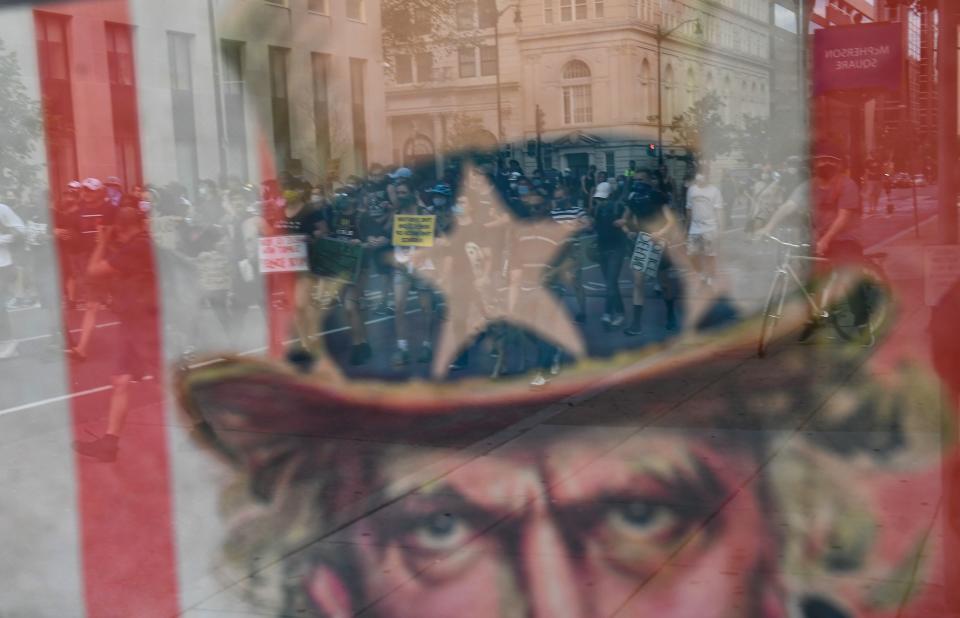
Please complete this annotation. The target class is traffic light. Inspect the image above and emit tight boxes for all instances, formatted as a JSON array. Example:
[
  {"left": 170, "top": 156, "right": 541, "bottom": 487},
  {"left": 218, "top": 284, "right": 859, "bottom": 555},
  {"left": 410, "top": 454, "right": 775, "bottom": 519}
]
[
  {"left": 646, "top": 143, "right": 658, "bottom": 158},
  {"left": 535, "top": 104, "right": 546, "bottom": 135}
]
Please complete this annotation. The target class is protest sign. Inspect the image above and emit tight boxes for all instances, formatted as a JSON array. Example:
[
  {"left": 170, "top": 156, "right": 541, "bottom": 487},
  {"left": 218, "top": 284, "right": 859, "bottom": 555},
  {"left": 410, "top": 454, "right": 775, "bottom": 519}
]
[
  {"left": 259, "top": 235, "right": 308, "bottom": 273},
  {"left": 392, "top": 214, "right": 436, "bottom": 247},
  {"left": 310, "top": 237, "right": 364, "bottom": 282},
  {"left": 630, "top": 232, "right": 665, "bottom": 277}
]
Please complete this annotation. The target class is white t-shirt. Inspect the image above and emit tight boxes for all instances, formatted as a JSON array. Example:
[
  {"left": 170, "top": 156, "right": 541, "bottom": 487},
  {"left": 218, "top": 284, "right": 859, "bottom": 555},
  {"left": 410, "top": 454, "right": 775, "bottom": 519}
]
[
  {"left": 0, "top": 203, "right": 25, "bottom": 268},
  {"left": 686, "top": 184, "right": 724, "bottom": 236}
]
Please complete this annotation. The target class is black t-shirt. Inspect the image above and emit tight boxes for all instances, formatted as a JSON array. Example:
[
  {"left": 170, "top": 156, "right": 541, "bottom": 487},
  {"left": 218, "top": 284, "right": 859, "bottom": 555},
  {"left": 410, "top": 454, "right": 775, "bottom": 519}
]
[
  {"left": 328, "top": 208, "right": 363, "bottom": 242},
  {"left": 106, "top": 232, "right": 154, "bottom": 317},
  {"left": 76, "top": 199, "right": 115, "bottom": 252},
  {"left": 274, "top": 205, "right": 322, "bottom": 237},
  {"left": 594, "top": 199, "right": 626, "bottom": 250}
]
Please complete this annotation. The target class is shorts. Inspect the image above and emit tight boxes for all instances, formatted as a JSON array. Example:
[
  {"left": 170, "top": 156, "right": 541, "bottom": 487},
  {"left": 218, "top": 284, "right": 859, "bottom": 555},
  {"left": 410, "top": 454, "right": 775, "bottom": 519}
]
[
  {"left": 366, "top": 246, "right": 393, "bottom": 275},
  {"left": 393, "top": 267, "right": 433, "bottom": 292},
  {"left": 686, "top": 232, "right": 718, "bottom": 257}
]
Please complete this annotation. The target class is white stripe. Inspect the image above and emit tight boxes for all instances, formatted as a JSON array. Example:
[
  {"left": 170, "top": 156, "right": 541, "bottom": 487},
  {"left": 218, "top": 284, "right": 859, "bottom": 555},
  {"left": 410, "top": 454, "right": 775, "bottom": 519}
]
[
  {"left": 0, "top": 386, "right": 113, "bottom": 418},
  {"left": 0, "top": 310, "right": 424, "bottom": 417}
]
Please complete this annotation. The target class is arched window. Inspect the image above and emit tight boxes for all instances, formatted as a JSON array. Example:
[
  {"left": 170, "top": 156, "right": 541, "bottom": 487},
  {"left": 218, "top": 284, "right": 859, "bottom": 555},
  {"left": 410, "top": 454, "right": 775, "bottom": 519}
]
[
  {"left": 561, "top": 60, "right": 593, "bottom": 124},
  {"left": 641, "top": 58, "right": 655, "bottom": 121},
  {"left": 664, "top": 63, "right": 675, "bottom": 120},
  {"left": 721, "top": 75, "right": 732, "bottom": 123},
  {"left": 562, "top": 59, "right": 591, "bottom": 79}
]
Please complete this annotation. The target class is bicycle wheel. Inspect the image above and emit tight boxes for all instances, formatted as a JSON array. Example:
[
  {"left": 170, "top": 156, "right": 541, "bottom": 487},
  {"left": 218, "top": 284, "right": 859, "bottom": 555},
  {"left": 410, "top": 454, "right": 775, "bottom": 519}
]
[
  {"left": 829, "top": 266, "right": 891, "bottom": 343},
  {"left": 758, "top": 271, "right": 788, "bottom": 358}
]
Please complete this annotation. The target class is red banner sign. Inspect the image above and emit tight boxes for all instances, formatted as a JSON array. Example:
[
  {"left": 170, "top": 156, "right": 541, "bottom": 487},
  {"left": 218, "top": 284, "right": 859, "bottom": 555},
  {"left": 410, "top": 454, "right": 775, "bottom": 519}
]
[{"left": 813, "top": 22, "right": 904, "bottom": 95}]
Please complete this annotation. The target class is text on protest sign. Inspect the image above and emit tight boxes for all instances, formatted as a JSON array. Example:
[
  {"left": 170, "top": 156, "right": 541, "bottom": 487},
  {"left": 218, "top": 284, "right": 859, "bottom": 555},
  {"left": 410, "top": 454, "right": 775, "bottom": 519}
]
[
  {"left": 259, "top": 235, "right": 309, "bottom": 273},
  {"left": 392, "top": 214, "right": 436, "bottom": 247}
]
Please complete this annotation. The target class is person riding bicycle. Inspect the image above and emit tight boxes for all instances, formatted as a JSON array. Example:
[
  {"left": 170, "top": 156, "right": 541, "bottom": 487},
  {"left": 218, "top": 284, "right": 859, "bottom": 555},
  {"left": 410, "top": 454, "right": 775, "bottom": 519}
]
[{"left": 757, "top": 146, "right": 872, "bottom": 344}]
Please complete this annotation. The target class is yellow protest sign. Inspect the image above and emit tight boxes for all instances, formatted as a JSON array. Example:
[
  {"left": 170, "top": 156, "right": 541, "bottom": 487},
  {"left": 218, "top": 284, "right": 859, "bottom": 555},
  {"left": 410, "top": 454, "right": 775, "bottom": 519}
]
[{"left": 392, "top": 214, "right": 436, "bottom": 247}]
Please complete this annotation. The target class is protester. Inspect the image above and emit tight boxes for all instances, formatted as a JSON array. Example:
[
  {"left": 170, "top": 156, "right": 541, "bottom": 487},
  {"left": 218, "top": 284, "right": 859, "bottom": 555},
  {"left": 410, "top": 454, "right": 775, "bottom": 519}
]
[
  {"left": 685, "top": 171, "right": 724, "bottom": 288},
  {"left": 0, "top": 200, "right": 26, "bottom": 359},
  {"left": 618, "top": 170, "right": 679, "bottom": 336}
]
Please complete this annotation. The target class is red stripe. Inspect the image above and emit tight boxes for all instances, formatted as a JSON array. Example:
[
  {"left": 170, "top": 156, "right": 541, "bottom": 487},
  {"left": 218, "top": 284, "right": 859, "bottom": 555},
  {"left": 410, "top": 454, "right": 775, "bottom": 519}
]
[{"left": 36, "top": 1, "right": 179, "bottom": 615}]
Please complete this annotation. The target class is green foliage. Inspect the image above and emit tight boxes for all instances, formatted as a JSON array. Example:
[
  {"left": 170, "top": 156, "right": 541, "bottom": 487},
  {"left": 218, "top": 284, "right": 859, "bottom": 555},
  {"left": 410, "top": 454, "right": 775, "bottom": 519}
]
[
  {"left": 735, "top": 114, "right": 773, "bottom": 166},
  {"left": 0, "top": 39, "right": 41, "bottom": 196},
  {"left": 667, "top": 93, "right": 735, "bottom": 161}
]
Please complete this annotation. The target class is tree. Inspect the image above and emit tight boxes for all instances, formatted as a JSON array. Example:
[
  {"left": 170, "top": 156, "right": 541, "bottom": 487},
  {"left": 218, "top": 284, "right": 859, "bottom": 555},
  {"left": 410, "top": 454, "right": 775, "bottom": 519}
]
[
  {"left": 0, "top": 39, "right": 41, "bottom": 197},
  {"left": 382, "top": 0, "right": 484, "bottom": 79},
  {"left": 667, "top": 93, "right": 736, "bottom": 161},
  {"left": 443, "top": 113, "right": 491, "bottom": 152},
  {"left": 735, "top": 114, "right": 773, "bottom": 166}
]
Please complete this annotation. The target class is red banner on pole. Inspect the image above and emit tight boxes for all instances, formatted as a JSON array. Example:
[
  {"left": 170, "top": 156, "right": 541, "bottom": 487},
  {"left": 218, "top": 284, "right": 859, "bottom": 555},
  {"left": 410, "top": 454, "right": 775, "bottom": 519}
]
[{"left": 813, "top": 21, "right": 904, "bottom": 95}]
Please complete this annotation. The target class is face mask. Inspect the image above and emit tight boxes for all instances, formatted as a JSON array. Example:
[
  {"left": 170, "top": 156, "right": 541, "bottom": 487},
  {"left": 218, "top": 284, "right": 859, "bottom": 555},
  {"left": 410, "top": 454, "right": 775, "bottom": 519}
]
[
  {"left": 517, "top": 186, "right": 530, "bottom": 196},
  {"left": 398, "top": 195, "right": 414, "bottom": 206},
  {"left": 509, "top": 183, "right": 518, "bottom": 191},
  {"left": 452, "top": 204, "right": 465, "bottom": 215},
  {"left": 432, "top": 197, "right": 447, "bottom": 208},
  {"left": 695, "top": 174, "right": 706, "bottom": 184},
  {"left": 138, "top": 201, "right": 152, "bottom": 214}
]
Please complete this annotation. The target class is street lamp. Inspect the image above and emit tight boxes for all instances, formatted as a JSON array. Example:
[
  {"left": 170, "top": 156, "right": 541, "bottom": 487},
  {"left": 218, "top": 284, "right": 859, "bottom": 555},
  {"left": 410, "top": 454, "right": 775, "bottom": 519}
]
[
  {"left": 655, "top": 18, "right": 702, "bottom": 168},
  {"left": 489, "top": 1, "right": 521, "bottom": 163}
]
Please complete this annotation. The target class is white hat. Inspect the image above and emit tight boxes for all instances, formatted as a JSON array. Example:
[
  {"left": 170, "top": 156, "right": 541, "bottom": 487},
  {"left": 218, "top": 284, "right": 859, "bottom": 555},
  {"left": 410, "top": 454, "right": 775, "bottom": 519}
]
[{"left": 593, "top": 181, "right": 612, "bottom": 199}]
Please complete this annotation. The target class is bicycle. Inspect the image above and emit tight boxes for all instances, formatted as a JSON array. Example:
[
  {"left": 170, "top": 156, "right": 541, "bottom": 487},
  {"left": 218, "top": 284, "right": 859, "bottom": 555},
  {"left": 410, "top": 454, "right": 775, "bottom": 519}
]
[{"left": 757, "top": 234, "right": 890, "bottom": 358}]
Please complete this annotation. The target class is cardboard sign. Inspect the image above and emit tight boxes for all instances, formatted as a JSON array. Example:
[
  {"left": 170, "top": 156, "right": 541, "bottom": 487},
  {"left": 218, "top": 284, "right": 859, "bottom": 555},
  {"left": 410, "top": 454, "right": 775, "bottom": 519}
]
[
  {"left": 630, "top": 232, "right": 665, "bottom": 277},
  {"left": 923, "top": 246, "right": 960, "bottom": 307},
  {"left": 813, "top": 22, "right": 903, "bottom": 95},
  {"left": 310, "top": 237, "right": 364, "bottom": 282},
  {"left": 151, "top": 215, "right": 183, "bottom": 251},
  {"left": 392, "top": 214, "right": 436, "bottom": 247},
  {"left": 259, "top": 235, "right": 308, "bottom": 273},
  {"left": 196, "top": 251, "right": 232, "bottom": 291}
]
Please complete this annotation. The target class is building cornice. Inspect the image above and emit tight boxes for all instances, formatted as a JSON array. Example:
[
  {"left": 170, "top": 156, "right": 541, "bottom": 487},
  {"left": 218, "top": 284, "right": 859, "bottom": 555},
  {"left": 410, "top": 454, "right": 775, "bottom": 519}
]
[{"left": 518, "top": 22, "right": 771, "bottom": 73}]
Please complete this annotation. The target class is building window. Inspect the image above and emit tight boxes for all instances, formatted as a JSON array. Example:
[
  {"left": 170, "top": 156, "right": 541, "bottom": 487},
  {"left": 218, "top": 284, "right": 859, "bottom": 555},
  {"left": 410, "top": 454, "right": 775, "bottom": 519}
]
[
  {"left": 415, "top": 52, "right": 433, "bottom": 82},
  {"left": 105, "top": 22, "right": 140, "bottom": 189},
  {"left": 563, "top": 85, "right": 592, "bottom": 124},
  {"left": 560, "top": 0, "right": 588, "bottom": 20},
  {"left": 308, "top": 0, "right": 329, "bottom": 14},
  {"left": 311, "top": 53, "right": 331, "bottom": 172},
  {"left": 479, "top": 45, "right": 497, "bottom": 76},
  {"left": 605, "top": 151, "right": 615, "bottom": 176},
  {"left": 168, "top": 32, "right": 198, "bottom": 194},
  {"left": 456, "top": 0, "right": 475, "bottom": 30},
  {"left": 595, "top": 0, "right": 604, "bottom": 18},
  {"left": 561, "top": 60, "right": 592, "bottom": 124},
  {"left": 34, "top": 10, "right": 77, "bottom": 192},
  {"left": 395, "top": 54, "right": 413, "bottom": 83},
  {"left": 562, "top": 59, "right": 590, "bottom": 79},
  {"left": 544, "top": 0, "right": 554, "bottom": 23},
  {"left": 458, "top": 46, "right": 477, "bottom": 78},
  {"left": 346, "top": 0, "right": 364, "bottom": 21},
  {"left": 349, "top": 58, "right": 367, "bottom": 171},
  {"left": 268, "top": 46, "right": 291, "bottom": 169},
  {"left": 478, "top": 0, "right": 497, "bottom": 28},
  {"left": 222, "top": 40, "right": 248, "bottom": 181}
]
